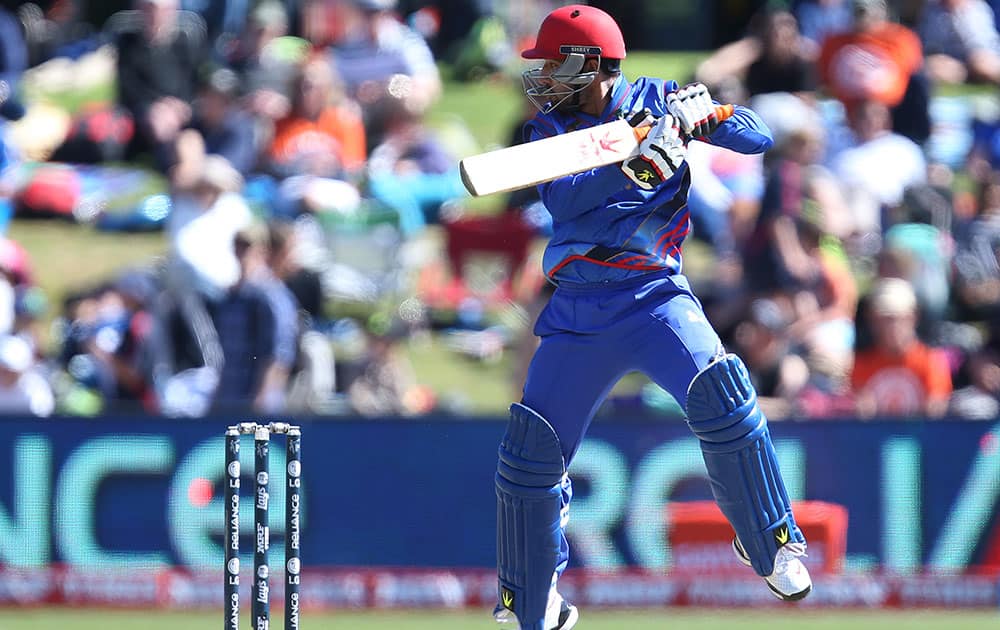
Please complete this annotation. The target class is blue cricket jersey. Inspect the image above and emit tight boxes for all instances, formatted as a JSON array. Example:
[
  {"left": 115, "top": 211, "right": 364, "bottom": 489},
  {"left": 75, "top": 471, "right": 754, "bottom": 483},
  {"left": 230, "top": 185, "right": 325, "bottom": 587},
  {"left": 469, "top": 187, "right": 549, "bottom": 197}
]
[{"left": 525, "top": 75, "right": 773, "bottom": 284}]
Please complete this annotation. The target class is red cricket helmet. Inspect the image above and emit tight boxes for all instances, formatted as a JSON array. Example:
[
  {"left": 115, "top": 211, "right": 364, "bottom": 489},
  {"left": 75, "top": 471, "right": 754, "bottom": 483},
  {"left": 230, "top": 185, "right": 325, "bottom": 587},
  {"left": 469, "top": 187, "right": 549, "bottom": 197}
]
[{"left": 522, "top": 4, "right": 626, "bottom": 61}]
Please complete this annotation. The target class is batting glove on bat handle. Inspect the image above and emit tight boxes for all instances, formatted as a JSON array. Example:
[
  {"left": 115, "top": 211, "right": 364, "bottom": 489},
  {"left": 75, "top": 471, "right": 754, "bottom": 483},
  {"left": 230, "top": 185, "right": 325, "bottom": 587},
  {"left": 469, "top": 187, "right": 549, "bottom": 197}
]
[
  {"left": 621, "top": 114, "right": 687, "bottom": 191},
  {"left": 667, "top": 82, "right": 732, "bottom": 138},
  {"left": 631, "top": 104, "right": 734, "bottom": 143}
]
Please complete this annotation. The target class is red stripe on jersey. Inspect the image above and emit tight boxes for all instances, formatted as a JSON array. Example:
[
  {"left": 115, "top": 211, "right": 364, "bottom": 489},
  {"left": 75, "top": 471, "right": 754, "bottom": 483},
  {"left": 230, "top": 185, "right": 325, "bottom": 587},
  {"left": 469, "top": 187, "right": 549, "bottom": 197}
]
[{"left": 547, "top": 254, "right": 668, "bottom": 279}]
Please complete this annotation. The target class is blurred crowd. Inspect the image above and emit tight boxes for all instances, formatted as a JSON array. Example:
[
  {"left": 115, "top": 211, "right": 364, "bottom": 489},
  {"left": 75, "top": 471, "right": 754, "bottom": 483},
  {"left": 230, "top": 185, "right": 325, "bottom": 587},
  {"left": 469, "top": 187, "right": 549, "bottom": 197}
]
[
  {"left": 685, "top": 0, "right": 1000, "bottom": 422},
  {"left": 0, "top": 0, "right": 997, "bottom": 421},
  {"left": 0, "top": 0, "right": 518, "bottom": 418}
]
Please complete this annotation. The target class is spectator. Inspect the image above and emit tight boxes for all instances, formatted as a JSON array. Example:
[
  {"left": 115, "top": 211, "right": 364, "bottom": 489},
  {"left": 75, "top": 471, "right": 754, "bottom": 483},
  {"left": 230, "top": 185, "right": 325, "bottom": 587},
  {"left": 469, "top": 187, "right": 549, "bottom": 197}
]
[
  {"left": 744, "top": 10, "right": 817, "bottom": 97},
  {"left": 208, "top": 223, "right": 299, "bottom": 413},
  {"left": 795, "top": 0, "right": 852, "bottom": 49},
  {"left": 267, "top": 220, "right": 325, "bottom": 322},
  {"left": 20, "top": 0, "right": 98, "bottom": 64},
  {"left": 731, "top": 298, "right": 810, "bottom": 419},
  {"left": 0, "top": 5, "right": 28, "bottom": 122},
  {"left": 265, "top": 55, "right": 367, "bottom": 218},
  {"left": 327, "top": 0, "right": 442, "bottom": 144},
  {"left": 115, "top": 0, "right": 208, "bottom": 167},
  {"left": 685, "top": 135, "right": 766, "bottom": 263},
  {"left": 818, "top": 0, "right": 930, "bottom": 143},
  {"left": 953, "top": 171, "right": 1000, "bottom": 322},
  {"left": 968, "top": 109, "right": 1000, "bottom": 179},
  {"left": 0, "top": 334, "right": 53, "bottom": 416},
  {"left": 55, "top": 281, "right": 159, "bottom": 410},
  {"left": 230, "top": 1, "right": 302, "bottom": 129},
  {"left": 830, "top": 99, "right": 927, "bottom": 232},
  {"left": 365, "top": 78, "right": 466, "bottom": 234},
  {"left": 879, "top": 185, "right": 955, "bottom": 326},
  {"left": 267, "top": 55, "right": 367, "bottom": 180},
  {"left": 794, "top": 342, "right": 856, "bottom": 418},
  {"left": 851, "top": 277, "right": 953, "bottom": 418},
  {"left": 267, "top": 220, "right": 336, "bottom": 413},
  {"left": 743, "top": 125, "right": 830, "bottom": 294},
  {"left": 83, "top": 270, "right": 164, "bottom": 412},
  {"left": 168, "top": 152, "right": 253, "bottom": 297},
  {"left": 182, "top": 66, "right": 258, "bottom": 176},
  {"left": 785, "top": 202, "right": 858, "bottom": 356},
  {"left": 182, "top": 0, "right": 251, "bottom": 52},
  {"left": 948, "top": 343, "right": 1000, "bottom": 418},
  {"left": 919, "top": 0, "right": 1000, "bottom": 84},
  {"left": 12, "top": 285, "right": 47, "bottom": 360},
  {"left": 695, "top": 9, "right": 816, "bottom": 98},
  {"left": 246, "top": 224, "right": 302, "bottom": 413},
  {"left": 230, "top": 1, "right": 294, "bottom": 70}
]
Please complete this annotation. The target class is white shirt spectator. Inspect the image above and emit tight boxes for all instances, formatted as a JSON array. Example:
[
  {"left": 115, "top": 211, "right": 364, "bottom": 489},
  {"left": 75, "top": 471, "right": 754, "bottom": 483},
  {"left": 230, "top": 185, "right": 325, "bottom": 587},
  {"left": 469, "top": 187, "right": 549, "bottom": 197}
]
[
  {"left": 831, "top": 132, "right": 927, "bottom": 208},
  {"left": 169, "top": 191, "right": 253, "bottom": 295}
]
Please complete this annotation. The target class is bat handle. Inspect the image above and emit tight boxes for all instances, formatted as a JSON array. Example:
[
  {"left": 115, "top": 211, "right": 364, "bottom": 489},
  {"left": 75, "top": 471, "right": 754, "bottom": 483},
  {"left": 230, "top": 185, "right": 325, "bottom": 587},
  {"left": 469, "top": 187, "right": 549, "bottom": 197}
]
[
  {"left": 715, "top": 103, "right": 735, "bottom": 122},
  {"left": 633, "top": 104, "right": 735, "bottom": 142}
]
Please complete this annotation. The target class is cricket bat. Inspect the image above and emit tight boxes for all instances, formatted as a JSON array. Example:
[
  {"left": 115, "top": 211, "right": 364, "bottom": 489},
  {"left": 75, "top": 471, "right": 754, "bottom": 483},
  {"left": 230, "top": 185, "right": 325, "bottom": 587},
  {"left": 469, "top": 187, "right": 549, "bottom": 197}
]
[{"left": 460, "top": 104, "right": 734, "bottom": 197}]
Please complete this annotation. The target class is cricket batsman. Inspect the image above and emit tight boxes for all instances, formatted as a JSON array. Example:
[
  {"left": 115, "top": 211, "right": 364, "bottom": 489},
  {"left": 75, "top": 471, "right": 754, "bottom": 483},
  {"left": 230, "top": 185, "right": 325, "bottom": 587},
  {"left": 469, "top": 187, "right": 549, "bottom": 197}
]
[{"left": 494, "top": 6, "right": 811, "bottom": 629}]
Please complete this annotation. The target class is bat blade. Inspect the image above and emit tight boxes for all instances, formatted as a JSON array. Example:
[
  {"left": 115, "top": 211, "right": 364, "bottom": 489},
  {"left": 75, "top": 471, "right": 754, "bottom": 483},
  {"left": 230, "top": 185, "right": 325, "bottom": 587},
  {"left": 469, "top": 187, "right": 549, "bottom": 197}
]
[
  {"left": 460, "top": 119, "right": 640, "bottom": 197},
  {"left": 458, "top": 104, "right": 735, "bottom": 198}
]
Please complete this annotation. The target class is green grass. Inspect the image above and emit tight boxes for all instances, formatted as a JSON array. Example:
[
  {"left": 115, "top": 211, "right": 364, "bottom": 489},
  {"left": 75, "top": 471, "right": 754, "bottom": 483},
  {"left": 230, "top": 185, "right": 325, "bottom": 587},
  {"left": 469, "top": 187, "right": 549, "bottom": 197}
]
[
  {"left": 405, "top": 334, "right": 516, "bottom": 414},
  {"left": 1, "top": 608, "right": 999, "bottom": 629}
]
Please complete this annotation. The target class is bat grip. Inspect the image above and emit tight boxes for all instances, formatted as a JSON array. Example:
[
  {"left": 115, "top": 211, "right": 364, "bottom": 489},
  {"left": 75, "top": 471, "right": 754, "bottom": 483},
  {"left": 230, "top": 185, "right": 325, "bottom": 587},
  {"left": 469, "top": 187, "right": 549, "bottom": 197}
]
[{"left": 633, "top": 104, "right": 735, "bottom": 142}]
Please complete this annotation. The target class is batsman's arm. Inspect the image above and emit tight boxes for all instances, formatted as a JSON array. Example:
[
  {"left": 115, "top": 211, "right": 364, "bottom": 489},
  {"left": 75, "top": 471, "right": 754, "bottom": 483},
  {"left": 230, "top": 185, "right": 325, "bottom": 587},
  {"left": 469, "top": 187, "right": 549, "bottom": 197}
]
[
  {"left": 538, "top": 105, "right": 737, "bottom": 220},
  {"left": 699, "top": 104, "right": 773, "bottom": 154},
  {"left": 537, "top": 164, "right": 631, "bottom": 221}
]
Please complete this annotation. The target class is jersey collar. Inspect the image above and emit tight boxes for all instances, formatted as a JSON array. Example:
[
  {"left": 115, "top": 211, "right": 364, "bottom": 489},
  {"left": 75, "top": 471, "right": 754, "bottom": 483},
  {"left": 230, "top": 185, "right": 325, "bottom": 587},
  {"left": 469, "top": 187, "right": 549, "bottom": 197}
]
[{"left": 603, "top": 74, "right": 632, "bottom": 121}]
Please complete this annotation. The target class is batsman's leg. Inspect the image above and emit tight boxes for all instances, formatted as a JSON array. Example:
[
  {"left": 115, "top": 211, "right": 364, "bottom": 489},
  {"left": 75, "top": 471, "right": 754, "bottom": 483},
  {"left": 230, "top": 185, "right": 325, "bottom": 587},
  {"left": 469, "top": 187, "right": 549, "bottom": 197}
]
[
  {"left": 685, "top": 354, "right": 811, "bottom": 601},
  {"left": 495, "top": 402, "right": 579, "bottom": 630}
]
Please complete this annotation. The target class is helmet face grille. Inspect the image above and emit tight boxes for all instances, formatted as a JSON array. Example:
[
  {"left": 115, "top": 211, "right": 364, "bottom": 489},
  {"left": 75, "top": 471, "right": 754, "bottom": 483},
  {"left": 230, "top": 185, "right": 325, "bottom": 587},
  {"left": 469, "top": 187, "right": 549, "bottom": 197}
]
[{"left": 522, "top": 53, "right": 598, "bottom": 114}]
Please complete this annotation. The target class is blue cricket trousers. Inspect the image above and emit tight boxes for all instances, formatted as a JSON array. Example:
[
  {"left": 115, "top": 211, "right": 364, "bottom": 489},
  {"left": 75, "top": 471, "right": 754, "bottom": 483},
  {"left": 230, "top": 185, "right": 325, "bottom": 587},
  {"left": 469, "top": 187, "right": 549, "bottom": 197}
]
[{"left": 522, "top": 270, "right": 724, "bottom": 464}]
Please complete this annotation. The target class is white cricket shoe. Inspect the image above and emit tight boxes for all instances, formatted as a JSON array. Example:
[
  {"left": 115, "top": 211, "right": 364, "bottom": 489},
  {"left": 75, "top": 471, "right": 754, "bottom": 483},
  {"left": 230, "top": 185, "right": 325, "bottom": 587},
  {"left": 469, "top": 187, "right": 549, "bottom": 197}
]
[
  {"left": 493, "top": 590, "right": 579, "bottom": 630},
  {"left": 733, "top": 537, "right": 812, "bottom": 601}
]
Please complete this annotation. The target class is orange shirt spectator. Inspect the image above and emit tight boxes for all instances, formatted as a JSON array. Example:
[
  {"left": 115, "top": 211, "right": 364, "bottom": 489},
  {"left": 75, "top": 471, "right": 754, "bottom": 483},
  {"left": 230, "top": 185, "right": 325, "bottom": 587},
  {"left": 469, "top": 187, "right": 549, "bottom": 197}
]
[
  {"left": 266, "top": 56, "right": 366, "bottom": 178},
  {"left": 851, "top": 277, "right": 953, "bottom": 417},
  {"left": 852, "top": 340, "right": 953, "bottom": 415},
  {"left": 269, "top": 105, "right": 366, "bottom": 173},
  {"left": 818, "top": 21, "right": 922, "bottom": 108}
]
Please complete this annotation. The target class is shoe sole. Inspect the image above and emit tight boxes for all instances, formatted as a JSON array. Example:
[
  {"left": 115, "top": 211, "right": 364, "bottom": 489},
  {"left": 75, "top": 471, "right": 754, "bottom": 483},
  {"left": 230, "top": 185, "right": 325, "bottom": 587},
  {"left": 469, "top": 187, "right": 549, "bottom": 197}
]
[
  {"left": 766, "top": 581, "right": 811, "bottom": 602},
  {"left": 552, "top": 605, "right": 579, "bottom": 630},
  {"left": 732, "top": 538, "right": 811, "bottom": 603}
]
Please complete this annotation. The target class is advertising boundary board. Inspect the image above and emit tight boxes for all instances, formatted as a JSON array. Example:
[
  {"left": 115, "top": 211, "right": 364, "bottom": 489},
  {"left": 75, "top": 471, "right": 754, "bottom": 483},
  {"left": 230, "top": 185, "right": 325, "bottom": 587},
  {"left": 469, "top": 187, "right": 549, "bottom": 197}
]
[{"left": 0, "top": 414, "right": 998, "bottom": 608}]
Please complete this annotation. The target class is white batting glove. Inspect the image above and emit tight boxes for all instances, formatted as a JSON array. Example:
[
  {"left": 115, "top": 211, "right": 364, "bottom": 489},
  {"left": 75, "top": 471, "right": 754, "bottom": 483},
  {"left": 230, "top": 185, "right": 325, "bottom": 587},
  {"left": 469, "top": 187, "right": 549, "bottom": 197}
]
[
  {"left": 621, "top": 114, "right": 686, "bottom": 190},
  {"left": 666, "top": 82, "right": 720, "bottom": 138}
]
